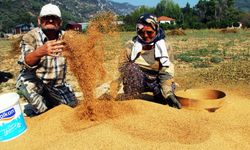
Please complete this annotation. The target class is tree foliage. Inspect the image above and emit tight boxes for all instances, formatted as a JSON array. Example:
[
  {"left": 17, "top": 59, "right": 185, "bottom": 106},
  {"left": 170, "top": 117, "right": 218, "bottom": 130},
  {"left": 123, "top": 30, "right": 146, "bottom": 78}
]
[
  {"left": 121, "top": 0, "right": 244, "bottom": 30},
  {"left": 194, "top": 0, "right": 240, "bottom": 28},
  {"left": 121, "top": 6, "right": 154, "bottom": 31},
  {"left": 0, "top": 0, "right": 249, "bottom": 33},
  {"left": 155, "top": 0, "right": 182, "bottom": 20},
  {"left": 239, "top": 12, "right": 250, "bottom": 27},
  {"left": 123, "top": 6, "right": 154, "bottom": 25}
]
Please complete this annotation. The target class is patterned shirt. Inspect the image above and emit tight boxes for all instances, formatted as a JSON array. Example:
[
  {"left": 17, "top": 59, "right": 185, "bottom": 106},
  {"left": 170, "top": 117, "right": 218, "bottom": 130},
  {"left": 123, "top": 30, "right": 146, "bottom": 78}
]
[{"left": 18, "top": 27, "right": 66, "bottom": 86}]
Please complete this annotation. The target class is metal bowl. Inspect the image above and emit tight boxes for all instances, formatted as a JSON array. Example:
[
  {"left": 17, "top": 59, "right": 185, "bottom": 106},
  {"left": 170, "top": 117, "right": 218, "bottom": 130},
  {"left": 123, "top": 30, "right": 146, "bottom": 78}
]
[{"left": 175, "top": 89, "right": 226, "bottom": 112}]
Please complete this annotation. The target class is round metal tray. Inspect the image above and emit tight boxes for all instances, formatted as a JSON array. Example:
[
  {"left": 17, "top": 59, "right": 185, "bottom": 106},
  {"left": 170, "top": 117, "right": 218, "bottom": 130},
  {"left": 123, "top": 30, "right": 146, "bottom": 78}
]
[{"left": 175, "top": 89, "right": 226, "bottom": 112}]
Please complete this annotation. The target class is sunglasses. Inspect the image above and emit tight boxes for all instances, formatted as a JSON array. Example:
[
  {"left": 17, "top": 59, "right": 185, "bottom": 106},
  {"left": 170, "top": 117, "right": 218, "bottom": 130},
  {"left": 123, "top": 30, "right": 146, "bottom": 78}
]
[
  {"left": 138, "top": 30, "right": 156, "bottom": 36},
  {"left": 41, "top": 15, "right": 61, "bottom": 22}
]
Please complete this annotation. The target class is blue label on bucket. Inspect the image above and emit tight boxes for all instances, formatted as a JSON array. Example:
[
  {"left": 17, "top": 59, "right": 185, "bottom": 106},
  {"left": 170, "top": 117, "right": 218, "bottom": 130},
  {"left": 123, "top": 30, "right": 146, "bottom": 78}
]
[
  {"left": 0, "top": 108, "right": 15, "bottom": 121},
  {"left": 0, "top": 105, "right": 27, "bottom": 142}
]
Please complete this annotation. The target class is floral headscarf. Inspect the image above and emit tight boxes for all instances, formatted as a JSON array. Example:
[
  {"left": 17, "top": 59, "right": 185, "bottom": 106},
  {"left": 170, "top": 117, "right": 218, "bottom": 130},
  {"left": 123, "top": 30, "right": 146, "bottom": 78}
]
[
  {"left": 135, "top": 14, "right": 165, "bottom": 45},
  {"left": 136, "top": 14, "right": 159, "bottom": 32}
]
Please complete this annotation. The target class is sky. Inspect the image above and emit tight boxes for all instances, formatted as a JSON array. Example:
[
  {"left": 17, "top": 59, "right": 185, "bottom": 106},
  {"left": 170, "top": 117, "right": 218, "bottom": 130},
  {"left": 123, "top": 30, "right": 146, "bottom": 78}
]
[{"left": 111, "top": 0, "right": 199, "bottom": 8}]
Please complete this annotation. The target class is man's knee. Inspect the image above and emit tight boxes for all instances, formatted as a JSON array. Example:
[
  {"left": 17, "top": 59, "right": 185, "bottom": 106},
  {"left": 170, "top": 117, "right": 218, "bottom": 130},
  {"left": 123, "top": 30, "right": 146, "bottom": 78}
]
[
  {"left": 16, "top": 80, "right": 32, "bottom": 100},
  {"left": 16, "top": 79, "right": 48, "bottom": 113}
]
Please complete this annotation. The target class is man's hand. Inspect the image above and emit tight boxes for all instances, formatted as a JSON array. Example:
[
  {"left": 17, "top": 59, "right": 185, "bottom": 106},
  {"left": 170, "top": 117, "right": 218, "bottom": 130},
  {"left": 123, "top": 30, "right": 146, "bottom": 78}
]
[
  {"left": 36, "top": 40, "right": 65, "bottom": 57},
  {"left": 25, "top": 40, "right": 65, "bottom": 66}
]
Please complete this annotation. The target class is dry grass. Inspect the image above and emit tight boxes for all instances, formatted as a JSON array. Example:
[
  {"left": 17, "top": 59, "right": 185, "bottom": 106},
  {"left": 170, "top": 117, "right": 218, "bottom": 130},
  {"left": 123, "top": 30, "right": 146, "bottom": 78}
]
[
  {"left": 10, "top": 35, "right": 23, "bottom": 54},
  {"left": 198, "top": 60, "right": 250, "bottom": 85},
  {"left": 167, "top": 29, "right": 186, "bottom": 36},
  {"left": 220, "top": 28, "right": 238, "bottom": 33}
]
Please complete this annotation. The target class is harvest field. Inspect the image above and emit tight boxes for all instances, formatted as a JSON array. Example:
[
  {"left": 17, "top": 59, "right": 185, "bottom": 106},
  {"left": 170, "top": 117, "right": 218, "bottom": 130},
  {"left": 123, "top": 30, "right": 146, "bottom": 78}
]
[
  {"left": 2, "top": 29, "right": 249, "bottom": 95},
  {"left": 0, "top": 29, "right": 250, "bottom": 149}
]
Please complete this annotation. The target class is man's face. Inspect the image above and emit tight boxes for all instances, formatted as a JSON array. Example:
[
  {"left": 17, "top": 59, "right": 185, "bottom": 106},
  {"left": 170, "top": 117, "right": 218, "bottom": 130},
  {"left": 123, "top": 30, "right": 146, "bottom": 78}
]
[
  {"left": 38, "top": 15, "right": 62, "bottom": 30},
  {"left": 137, "top": 25, "right": 157, "bottom": 43}
]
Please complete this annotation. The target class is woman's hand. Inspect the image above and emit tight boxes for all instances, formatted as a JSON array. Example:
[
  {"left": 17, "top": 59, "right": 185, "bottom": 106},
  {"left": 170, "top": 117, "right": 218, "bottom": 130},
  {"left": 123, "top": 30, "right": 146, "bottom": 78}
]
[
  {"left": 166, "top": 92, "right": 182, "bottom": 109},
  {"left": 161, "top": 79, "right": 181, "bottom": 109}
]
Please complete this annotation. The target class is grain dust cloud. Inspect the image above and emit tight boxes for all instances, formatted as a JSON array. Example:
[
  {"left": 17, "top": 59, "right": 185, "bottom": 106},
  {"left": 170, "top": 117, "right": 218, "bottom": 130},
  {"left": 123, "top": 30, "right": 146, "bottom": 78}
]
[{"left": 63, "top": 12, "right": 133, "bottom": 121}]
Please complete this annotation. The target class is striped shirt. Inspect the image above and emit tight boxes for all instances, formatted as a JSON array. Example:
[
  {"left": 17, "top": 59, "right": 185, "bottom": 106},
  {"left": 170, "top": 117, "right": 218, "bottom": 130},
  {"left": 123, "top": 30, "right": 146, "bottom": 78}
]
[{"left": 18, "top": 27, "right": 66, "bottom": 86}]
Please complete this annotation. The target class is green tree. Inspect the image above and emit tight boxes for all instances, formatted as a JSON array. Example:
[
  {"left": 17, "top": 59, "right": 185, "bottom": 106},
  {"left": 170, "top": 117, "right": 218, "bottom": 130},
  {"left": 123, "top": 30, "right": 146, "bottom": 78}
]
[
  {"left": 239, "top": 12, "right": 250, "bottom": 27},
  {"left": 123, "top": 6, "right": 154, "bottom": 25},
  {"left": 194, "top": 0, "right": 240, "bottom": 28},
  {"left": 155, "top": 0, "right": 182, "bottom": 21},
  {"left": 181, "top": 2, "right": 201, "bottom": 29}
]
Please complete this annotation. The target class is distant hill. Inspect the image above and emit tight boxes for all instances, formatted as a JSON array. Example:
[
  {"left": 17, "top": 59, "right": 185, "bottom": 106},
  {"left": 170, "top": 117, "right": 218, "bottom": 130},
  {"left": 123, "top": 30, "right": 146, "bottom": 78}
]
[
  {"left": 51, "top": 0, "right": 137, "bottom": 20},
  {"left": 235, "top": 0, "right": 250, "bottom": 12},
  {"left": 0, "top": 0, "right": 137, "bottom": 32}
]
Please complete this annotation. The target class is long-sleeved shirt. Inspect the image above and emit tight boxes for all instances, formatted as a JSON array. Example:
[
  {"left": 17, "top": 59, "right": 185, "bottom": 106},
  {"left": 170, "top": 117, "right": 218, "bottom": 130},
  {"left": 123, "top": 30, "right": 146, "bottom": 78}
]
[
  {"left": 120, "top": 40, "right": 174, "bottom": 83},
  {"left": 17, "top": 27, "right": 66, "bottom": 86}
]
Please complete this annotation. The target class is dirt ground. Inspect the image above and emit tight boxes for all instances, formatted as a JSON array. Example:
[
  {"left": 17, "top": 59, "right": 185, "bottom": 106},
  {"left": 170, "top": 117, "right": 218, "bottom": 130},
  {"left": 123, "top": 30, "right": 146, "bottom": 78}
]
[{"left": 0, "top": 34, "right": 250, "bottom": 149}]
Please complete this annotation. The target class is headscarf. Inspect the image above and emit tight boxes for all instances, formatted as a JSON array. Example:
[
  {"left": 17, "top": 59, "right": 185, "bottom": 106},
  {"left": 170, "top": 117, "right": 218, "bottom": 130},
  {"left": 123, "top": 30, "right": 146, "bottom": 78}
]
[
  {"left": 131, "top": 14, "right": 170, "bottom": 67},
  {"left": 135, "top": 14, "right": 165, "bottom": 45}
]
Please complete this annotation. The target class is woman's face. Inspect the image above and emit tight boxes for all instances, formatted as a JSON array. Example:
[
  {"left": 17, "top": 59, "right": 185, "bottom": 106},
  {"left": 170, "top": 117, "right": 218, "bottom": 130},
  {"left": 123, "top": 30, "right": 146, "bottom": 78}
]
[{"left": 138, "top": 25, "right": 157, "bottom": 43}]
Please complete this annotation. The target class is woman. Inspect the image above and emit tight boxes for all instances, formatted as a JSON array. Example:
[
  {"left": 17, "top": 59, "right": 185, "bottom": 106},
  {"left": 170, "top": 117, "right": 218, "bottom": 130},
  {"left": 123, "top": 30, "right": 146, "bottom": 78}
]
[{"left": 119, "top": 14, "right": 181, "bottom": 109}]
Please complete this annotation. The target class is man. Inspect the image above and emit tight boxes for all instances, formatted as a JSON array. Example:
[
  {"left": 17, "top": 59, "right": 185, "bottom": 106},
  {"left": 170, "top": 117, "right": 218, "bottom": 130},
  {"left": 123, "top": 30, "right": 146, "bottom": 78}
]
[{"left": 16, "top": 3, "right": 78, "bottom": 117}]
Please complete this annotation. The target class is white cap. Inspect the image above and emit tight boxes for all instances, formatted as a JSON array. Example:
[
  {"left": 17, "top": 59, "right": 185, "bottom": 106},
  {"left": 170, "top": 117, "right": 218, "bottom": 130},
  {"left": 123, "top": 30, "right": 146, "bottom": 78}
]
[{"left": 39, "top": 3, "right": 61, "bottom": 18}]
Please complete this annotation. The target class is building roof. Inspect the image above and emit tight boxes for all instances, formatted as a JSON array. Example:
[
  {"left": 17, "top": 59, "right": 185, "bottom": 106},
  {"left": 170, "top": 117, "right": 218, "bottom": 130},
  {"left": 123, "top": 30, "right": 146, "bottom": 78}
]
[
  {"left": 67, "top": 22, "right": 81, "bottom": 26},
  {"left": 157, "top": 16, "right": 175, "bottom": 21},
  {"left": 15, "top": 23, "right": 31, "bottom": 28}
]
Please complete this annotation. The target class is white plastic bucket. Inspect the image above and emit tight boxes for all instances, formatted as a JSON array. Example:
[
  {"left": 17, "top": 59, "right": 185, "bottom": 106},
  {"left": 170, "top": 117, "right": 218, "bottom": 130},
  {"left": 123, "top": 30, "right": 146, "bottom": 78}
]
[{"left": 0, "top": 92, "right": 27, "bottom": 142}]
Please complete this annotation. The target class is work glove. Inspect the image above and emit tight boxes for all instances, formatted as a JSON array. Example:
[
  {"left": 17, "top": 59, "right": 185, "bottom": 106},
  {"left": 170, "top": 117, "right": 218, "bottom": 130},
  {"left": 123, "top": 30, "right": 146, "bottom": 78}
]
[
  {"left": 165, "top": 92, "right": 181, "bottom": 109},
  {"left": 161, "top": 79, "right": 181, "bottom": 109}
]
